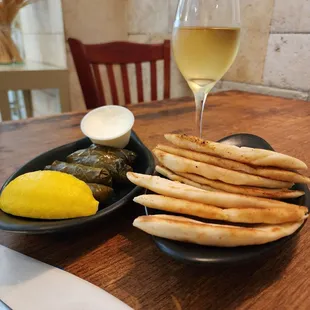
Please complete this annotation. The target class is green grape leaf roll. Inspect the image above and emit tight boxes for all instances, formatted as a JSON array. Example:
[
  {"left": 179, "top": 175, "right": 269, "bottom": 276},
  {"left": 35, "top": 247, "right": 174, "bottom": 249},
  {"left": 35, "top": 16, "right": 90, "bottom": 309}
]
[
  {"left": 89, "top": 144, "right": 137, "bottom": 165},
  {"left": 66, "top": 150, "right": 132, "bottom": 183},
  {"left": 67, "top": 149, "right": 121, "bottom": 165},
  {"left": 45, "top": 161, "right": 112, "bottom": 186},
  {"left": 86, "top": 183, "right": 114, "bottom": 203}
]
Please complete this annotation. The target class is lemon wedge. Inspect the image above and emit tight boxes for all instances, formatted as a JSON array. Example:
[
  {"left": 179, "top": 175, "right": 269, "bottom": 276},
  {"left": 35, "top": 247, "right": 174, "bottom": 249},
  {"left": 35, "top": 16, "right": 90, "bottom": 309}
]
[{"left": 0, "top": 171, "right": 99, "bottom": 219}]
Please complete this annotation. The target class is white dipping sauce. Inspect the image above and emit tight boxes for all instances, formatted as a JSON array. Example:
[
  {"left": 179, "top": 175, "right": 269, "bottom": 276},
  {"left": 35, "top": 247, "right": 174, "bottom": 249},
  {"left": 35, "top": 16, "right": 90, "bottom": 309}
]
[{"left": 80, "top": 106, "right": 135, "bottom": 148}]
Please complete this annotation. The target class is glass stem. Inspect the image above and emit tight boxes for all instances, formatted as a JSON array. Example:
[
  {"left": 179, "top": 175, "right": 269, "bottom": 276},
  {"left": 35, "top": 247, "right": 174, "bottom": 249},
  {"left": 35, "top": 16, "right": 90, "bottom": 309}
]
[{"left": 194, "top": 90, "right": 208, "bottom": 138}]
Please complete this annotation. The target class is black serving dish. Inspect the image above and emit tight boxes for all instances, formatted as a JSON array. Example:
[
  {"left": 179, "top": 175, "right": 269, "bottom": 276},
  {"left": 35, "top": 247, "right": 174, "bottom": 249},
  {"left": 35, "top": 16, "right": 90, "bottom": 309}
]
[
  {"left": 146, "top": 134, "right": 310, "bottom": 265},
  {"left": 0, "top": 131, "right": 155, "bottom": 234}
]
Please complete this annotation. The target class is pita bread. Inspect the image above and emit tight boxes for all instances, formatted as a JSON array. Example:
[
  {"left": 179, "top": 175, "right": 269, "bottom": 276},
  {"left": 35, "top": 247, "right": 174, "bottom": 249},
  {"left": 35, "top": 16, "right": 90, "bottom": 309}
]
[
  {"left": 134, "top": 195, "right": 308, "bottom": 224},
  {"left": 133, "top": 214, "right": 304, "bottom": 247},
  {"left": 164, "top": 134, "right": 307, "bottom": 170},
  {"left": 156, "top": 165, "right": 216, "bottom": 192},
  {"left": 156, "top": 144, "right": 310, "bottom": 184},
  {"left": 156, "top": 166, "right": 305, "bottom": 199},
  {"left": 127, "top": 172, "right": 304, "bottom": 210},
  {"left": 153, "top": 149, "right": 293, "bottom": 189}
]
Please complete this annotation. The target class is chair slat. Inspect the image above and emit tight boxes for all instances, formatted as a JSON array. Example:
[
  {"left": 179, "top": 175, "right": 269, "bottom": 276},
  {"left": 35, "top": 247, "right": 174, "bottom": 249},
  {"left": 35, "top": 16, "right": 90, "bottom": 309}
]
[
  {"left": 135, "top": 63, "right": 144, "bottom": 103},
  {"left": 163, "top": 40, "right": 171, "bottom": 99},
  {"left": 92, "top": 64, "right": 106, "bottom": 105},
  {"left": 68, "top": 38, "right": 100, "bottom": 109},
  {"left": 150, "top": 61, "right": 157, "bottom": 101},
  {"left": 120, "top": 64, "right": 131, "bottom": 105},
  {"left": 106, "top": 64, "right": 119, "bottom": 105},
  {"left": 68, "top": 38, "right": 171, "bottom": 107}
]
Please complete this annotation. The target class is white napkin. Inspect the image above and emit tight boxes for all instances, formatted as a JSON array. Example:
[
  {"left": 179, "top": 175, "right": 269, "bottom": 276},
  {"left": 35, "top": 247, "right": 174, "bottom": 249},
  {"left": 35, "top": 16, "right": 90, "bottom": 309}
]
[{"left": 0, "top": 245, "right": 132, "bottom": 310}]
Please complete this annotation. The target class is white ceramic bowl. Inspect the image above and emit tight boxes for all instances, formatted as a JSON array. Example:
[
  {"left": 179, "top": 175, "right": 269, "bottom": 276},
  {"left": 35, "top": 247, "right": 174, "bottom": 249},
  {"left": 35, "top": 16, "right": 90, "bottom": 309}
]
[{"left": 80, "top": 106, "right": 135, "bottom": 148}]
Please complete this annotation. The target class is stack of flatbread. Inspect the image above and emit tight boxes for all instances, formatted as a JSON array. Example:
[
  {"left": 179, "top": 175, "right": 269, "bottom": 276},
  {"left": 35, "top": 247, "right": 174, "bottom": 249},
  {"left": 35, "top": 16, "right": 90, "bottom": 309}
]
[
  {"left": 154, "top": 134, "right": 310, "bottom": 199},
  {"left": 127, "top": 134, "right": 309, "bottom": 247}
]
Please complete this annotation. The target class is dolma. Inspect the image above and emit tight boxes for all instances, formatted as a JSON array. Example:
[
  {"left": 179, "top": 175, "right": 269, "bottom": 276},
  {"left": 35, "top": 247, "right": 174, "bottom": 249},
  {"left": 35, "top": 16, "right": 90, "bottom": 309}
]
[
  {"left": 87, "top": 183, "right": 114, "bottom": 203},
  {"left": 89, "top": 144, "right": 137, "bottom": 165},
  {"left": 67, "top": 149, "right": 122, "bottom": 166},
  {"left": 45, "top": 161, "right": 112, "bottom": 186},
  {"left": 67, "top": 151, "right": 132, "bottom": 183}
]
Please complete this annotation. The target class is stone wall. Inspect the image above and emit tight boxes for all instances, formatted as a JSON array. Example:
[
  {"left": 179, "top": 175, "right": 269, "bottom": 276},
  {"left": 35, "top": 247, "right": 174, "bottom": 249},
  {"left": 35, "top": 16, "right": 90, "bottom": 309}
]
[
  {"left": 106, "top": 0, "right": 310, "bottom": 104},
  {"left": 127, "top": 0, "right": 191, "bottom": 102},
  {"left": 19, "top": 0, "right": 310, "bottom": 115},
  {"left": 216, "top": 0, "right": 310, "bottom": 100}
]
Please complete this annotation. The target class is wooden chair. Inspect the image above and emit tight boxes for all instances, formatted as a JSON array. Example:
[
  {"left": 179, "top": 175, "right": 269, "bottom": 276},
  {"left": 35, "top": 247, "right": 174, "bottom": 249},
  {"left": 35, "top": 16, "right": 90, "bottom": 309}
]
[{"left": 68, "top": 38, "right": 171, "bottom": 109}]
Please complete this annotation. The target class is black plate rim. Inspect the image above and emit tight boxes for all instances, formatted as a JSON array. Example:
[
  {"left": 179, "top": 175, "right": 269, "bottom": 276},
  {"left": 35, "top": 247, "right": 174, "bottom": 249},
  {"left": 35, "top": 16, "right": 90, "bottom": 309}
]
[
  {"left": 145, "top": 133, "right": 310, "bottom": 265},
  {"left": 0, "top": 130, "right": 155, "bottom": 234}
]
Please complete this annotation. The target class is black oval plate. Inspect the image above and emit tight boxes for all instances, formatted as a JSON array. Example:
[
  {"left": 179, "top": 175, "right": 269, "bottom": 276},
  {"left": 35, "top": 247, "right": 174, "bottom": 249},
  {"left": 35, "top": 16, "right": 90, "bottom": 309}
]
[
  {"left": 0, "top": 131, "right": 155, "bottom": 234},
  {"left": 146, "top": 133, "right": 310, "bottom": 265}
]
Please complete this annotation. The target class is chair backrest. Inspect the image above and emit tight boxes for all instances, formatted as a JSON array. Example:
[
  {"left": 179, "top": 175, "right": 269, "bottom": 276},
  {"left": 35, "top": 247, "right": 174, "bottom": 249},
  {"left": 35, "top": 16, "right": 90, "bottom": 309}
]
[{"left": 68, "top": 38, "right": 171, "bottom": 109}]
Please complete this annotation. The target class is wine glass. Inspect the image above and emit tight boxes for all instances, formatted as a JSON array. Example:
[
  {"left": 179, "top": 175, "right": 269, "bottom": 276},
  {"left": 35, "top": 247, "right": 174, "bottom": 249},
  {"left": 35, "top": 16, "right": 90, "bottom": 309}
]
[{"left": 172, "top": 0, "right": 241, "bottom": 137}]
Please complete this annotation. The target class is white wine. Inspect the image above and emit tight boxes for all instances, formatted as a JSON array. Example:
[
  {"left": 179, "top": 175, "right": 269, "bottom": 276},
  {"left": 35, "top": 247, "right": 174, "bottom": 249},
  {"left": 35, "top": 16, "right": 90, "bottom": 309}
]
[{"left": 172, "top": 26, "right": 240, "bottom": 93}]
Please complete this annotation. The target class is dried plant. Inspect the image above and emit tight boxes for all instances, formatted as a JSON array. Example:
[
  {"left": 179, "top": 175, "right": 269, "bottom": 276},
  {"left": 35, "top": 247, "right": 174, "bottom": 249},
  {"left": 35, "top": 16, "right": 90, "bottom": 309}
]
[{"left": 0, "top": 0, "right": 36, "bottom": 63}]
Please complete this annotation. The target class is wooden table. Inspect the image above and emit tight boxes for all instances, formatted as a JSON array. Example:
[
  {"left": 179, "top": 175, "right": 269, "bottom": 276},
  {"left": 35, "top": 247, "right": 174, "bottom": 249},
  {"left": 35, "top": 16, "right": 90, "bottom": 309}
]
[
  {"left": 0, "top": 61, "right": 70, "bottom": 121},
  {"left": 1, "top": 91, "right": 310, "bottom": 309}
]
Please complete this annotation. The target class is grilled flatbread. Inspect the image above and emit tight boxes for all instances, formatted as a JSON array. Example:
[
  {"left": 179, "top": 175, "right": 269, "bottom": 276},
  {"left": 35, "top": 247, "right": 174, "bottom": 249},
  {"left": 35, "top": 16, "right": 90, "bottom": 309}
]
[
  {"left": 156, "top": 166, "right": 305, "bottom": 199},
  {"left": 164, "top": 134, "right": 307, "bottom": 170},
  {"left": 153, "top": 149, "right": 293, "bottom": 189},
  {"left": 156, "top": 144, "right": 310, "bottom": 184},
  {"left": 127, "top": 172, "right": 303, "bottom": 210},
  {"left": 134, "top": 195, "right": 308, "bottom": 224},
  {"left": 133, "top": 214, "right": 304, "bottom": 247},
  {"left": 156, "top": 165, "right": 216, "bottom": 191}
]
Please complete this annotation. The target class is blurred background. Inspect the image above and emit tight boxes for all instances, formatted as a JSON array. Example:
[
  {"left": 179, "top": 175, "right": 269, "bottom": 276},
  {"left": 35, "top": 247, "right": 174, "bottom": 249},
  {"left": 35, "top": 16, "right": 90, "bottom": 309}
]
[{"left": 1, "top": 0, "right": 309, "bottom": 120}]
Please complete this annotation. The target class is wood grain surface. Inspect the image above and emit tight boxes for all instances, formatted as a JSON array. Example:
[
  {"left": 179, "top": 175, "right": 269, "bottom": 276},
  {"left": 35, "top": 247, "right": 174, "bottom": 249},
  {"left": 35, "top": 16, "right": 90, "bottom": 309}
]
[{"left": 1, "top": 91, "right": 310, "bottom": 309}]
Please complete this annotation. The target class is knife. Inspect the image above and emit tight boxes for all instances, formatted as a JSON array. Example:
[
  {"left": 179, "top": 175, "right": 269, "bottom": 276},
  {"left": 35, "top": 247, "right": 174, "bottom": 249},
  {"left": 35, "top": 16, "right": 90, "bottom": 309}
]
[{"left": 0, "top": 299, "right": 12, "bottom": 310}]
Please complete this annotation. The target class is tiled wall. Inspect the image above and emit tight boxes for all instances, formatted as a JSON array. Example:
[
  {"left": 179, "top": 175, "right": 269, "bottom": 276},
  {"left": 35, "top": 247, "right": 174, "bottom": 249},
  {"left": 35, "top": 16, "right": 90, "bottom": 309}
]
[
  {"left": 217, "top": 0, "right": 310, "bottom": 100},
  {"left": 264, "top": 0, "right": 310, "bottom": 92},
  {"left": 127, "top": 0, "right": 276, "bottom": 98},
  {"left": 19, "top": 0, "right": 66, "bottom": 116},
  {"left": 126, "top": 0, "right": 310, "bottom": 102},
  {"left": 223, "top": 0, "right": 274, "bottom": 84},
  {"left": 127, "top": 0, "right": 191, "bottom": 101}
]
